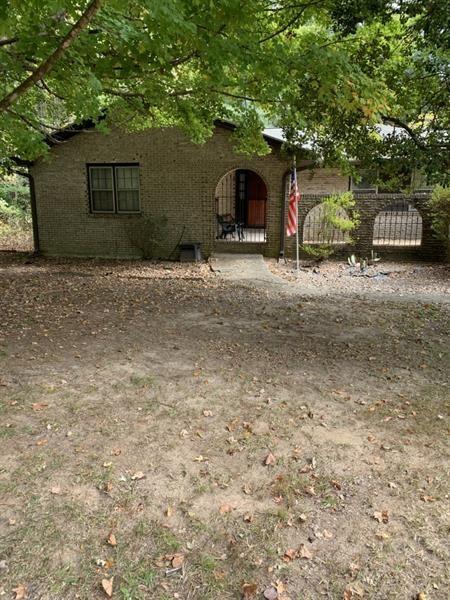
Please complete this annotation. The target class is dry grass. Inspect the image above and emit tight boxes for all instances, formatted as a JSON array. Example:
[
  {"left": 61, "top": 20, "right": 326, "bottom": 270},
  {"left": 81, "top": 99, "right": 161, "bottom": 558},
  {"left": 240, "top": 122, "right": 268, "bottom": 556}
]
[
  {"left": 0, "top": 253, "right": 449, "bottom": 599},
  {"left": 0, "top": 222, "right": 33, "bottom": 252}
]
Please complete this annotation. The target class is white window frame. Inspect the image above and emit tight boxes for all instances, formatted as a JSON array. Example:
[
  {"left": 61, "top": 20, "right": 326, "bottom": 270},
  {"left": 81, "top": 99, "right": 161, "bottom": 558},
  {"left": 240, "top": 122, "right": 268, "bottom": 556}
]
[{"left": 88, "top": 164, "right": 140, "bottom": 214}]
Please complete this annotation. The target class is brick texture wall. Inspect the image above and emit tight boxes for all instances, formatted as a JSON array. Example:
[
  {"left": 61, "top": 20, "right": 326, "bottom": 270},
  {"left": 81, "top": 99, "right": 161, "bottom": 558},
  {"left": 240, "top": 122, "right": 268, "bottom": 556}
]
[
  {"left": 297, "top": 167, "right": 349, "bottom": 194},
  {"left": 31, "top": 126, "right": 288, "bottom": 259},
  {"left": 285, "top": 193, "right": 446, "bottom": 261},
  {"left": 31, "top": 129, "right": 446, "bottom": 262}
]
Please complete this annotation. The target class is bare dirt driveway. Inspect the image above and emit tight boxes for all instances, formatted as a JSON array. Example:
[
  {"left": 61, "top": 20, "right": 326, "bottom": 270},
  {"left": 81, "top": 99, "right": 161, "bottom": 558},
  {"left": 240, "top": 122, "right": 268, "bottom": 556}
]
[{"left": 0, "top": 253, "right": 449, "bottom": 600}]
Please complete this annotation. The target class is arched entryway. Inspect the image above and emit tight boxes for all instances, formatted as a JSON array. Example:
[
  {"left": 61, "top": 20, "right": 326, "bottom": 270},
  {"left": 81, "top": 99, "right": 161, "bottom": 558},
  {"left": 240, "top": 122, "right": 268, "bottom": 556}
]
[{"left": 214, "top": 169, "right": 267, "bottom": 243}]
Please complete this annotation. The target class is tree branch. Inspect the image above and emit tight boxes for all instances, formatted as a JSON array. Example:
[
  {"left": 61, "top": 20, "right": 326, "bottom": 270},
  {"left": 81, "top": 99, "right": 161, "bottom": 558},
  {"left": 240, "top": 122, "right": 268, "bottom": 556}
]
[
  {"left": 0, "top": 0, "right": 102, "bottom": 113},
  {"left": 0, "top": 36, "right": 18, "bottom": 48},
  {"left": 258, "top": 0, "right": 323, "bottom": 43},
  {"left": 381, "top": 115, "right": 426, "bottom": 150}
]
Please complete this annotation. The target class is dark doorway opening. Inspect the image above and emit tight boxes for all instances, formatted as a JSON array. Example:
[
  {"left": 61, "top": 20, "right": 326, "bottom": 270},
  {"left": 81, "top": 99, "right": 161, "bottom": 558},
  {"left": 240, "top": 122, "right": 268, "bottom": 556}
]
[{"left": 215, "top": 169, "right": 267, "bottom": 243}]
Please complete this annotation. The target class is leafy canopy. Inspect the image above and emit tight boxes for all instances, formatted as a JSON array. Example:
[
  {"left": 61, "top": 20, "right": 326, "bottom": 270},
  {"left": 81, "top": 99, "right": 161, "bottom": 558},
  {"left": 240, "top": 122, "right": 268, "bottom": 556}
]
[{"left": 0, "top": 0, "right": 448, "bottom": 179}]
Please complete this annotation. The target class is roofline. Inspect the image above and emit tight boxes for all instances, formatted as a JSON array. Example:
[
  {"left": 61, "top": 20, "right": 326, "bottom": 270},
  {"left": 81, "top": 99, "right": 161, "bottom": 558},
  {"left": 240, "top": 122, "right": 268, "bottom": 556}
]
[
  {"left": 43, "top": 115, "right": 282, "bottom": 149},
  {"left": 214, "top": 118, "right": 283, "bottom": 147}
]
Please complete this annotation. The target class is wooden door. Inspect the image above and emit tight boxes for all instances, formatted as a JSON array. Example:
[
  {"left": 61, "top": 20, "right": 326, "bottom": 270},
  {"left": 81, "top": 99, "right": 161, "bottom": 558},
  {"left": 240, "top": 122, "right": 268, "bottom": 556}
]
[{"left": 246, "top": 171, "right": 267, "bottom": 227}]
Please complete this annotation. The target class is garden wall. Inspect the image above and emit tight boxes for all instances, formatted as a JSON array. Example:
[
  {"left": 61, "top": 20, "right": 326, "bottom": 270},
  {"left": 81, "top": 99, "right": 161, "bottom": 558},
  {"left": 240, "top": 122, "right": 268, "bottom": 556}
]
[{"left": 286, "top": 193, "right": 446, "bottom": 262}]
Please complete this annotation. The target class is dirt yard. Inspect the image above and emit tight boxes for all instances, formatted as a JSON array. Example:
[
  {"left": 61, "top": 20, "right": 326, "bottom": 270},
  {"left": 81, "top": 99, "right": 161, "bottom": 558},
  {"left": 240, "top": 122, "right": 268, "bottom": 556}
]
[
  {"left": 0, "top": 253, "right": 449, "bottom": 600},
  {"left": 268, "top": 259, "right": 450, "bottom": 301}
]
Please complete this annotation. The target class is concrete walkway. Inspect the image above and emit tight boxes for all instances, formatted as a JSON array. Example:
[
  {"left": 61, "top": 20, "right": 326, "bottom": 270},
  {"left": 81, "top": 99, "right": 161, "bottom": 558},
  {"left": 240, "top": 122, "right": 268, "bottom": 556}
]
[{"left": 210, "top": 253, "right": 283, "bottom": 287}]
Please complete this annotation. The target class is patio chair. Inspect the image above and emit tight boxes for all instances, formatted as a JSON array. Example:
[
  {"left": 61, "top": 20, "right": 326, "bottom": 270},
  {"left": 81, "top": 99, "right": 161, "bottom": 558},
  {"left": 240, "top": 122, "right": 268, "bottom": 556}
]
[{"left": 216, "top": 213, "right": 244, "bottom": 241}]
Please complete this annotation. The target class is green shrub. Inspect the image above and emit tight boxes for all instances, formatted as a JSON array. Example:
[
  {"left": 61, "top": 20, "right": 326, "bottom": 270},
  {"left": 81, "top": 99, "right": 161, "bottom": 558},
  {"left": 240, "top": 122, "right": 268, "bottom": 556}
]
[
  {"left": 301, "top": 191, "right": 359, "bottom": 260},
  {"left": 302, "top": 244, "right": 334, "bottom": 260},
  {"left": 126, "top": 215, "right": 168, "bottom": 259},
  {"left": 427, "top": 186, "right": 450, "bottom": 245}
]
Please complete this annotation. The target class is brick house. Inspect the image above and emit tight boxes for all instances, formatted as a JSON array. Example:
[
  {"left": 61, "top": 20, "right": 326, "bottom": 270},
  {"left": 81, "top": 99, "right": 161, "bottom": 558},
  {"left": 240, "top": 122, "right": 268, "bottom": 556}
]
[{"left": 29, "top": 121, "right": 442, "bottom": 261}]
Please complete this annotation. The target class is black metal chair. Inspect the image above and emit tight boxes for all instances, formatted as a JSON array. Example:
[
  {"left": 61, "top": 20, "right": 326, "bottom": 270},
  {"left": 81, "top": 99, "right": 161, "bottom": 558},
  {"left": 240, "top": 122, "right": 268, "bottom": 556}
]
[{"left": 216, "top": 213, "right": 244, "bottom": 241}]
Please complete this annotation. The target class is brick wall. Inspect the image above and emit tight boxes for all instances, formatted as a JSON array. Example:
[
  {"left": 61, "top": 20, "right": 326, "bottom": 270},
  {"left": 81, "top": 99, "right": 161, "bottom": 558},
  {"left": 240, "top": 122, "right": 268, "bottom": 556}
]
[
  {"left": 31, "top": 131, "right": 446, "bottom": 262},
  {"left": 285, "top": 193, "right": 446, "bottom": 261},
  {"left": 297, "top": 167, "right": 349, "bottom": 194},
  {"left": 31, "top": 126, "right": 288, "bottom": 259}
]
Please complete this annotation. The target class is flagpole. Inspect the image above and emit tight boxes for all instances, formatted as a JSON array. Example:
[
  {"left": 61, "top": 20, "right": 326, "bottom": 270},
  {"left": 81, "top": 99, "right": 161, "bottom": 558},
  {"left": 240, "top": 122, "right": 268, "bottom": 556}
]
[{"left": 294, "top": 155, "right": 299, "bottom": 274}]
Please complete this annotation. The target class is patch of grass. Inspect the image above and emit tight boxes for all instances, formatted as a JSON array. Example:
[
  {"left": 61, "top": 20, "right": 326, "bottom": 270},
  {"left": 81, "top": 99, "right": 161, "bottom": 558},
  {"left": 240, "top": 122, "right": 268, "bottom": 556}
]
[
  {"left": 82, "top": 466, "right": 114, "bottom": 489},
  {"left": 118, "top": 560, "right": 156, "bottom": 600},
  {"left": 49, "top": 565, "right": 79, "bottom": 595},
  {"left": 196, "top": 553, "right": 217, "bottom": 572},
  {"left": 152, "top": 525, "right": 181, "bottom": 554},
  {"left": 0, "top": 424, "right": 15, "bottom": 437},
  {"left": 130, "top": 374, "right": 155, "bottom": 388},
  {"left": 187, "top": 553, "right": 226, "bottom": 599}
]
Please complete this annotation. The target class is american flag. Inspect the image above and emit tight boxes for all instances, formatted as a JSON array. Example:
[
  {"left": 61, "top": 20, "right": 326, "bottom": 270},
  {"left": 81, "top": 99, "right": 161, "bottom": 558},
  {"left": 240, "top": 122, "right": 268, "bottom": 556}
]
[{"left": 286, "top": 167, "right": 300, "bottom": 237}]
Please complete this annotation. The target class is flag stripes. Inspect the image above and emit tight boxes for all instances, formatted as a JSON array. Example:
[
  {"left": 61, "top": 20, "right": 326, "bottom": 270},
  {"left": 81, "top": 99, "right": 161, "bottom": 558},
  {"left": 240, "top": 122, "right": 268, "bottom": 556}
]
[{"left": 286, "top": 167, "right": 300, "bottom": 237}]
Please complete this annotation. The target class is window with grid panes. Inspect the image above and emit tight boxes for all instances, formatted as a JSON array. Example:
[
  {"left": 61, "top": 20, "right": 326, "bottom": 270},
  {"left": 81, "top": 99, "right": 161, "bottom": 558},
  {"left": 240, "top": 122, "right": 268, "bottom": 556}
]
[{"left": 88, "top": 164, "right": 140, "bottom": 213}]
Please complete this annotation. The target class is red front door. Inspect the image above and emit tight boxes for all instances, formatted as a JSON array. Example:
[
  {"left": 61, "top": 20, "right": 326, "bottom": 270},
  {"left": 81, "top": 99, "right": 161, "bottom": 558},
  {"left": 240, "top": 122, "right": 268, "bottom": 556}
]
[{"left": 246, "top": 171, "right": 267, "bottom": 227}]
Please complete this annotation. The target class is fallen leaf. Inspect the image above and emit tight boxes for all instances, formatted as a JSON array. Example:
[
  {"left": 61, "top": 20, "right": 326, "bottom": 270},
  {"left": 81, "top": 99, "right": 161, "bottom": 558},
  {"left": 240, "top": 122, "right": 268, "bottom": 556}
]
[
  {"left": 242, "top": 582, "right": 258, "bottom": 598},
  {"left": 305, "top": 486, "right": 316, "bottom": 496},
  {"left": 283, "top": 548, "right": 296, "bottom": 562},
  {"left": 264, "top": 452, "right": 276, "bottom": 466},
  {"left": 323, "top": 529, "right": 333, "bottom": 539},
  {"left": 102, "top": 577, "right": 114, "bottom": 597},
  {"left": 298, "top": 544, "right": 312, "bottom": 559},
  {"left": 171, "top": 553, "right": 184, "bottom": 568},
  {"left": 51, "top": 485, "right": 61, "bottom": 495},
  {"left": 214, "top": 569, "right": 226, "bottom": 581},
  {"left": 373, "top": 510, "right": 389, "bottom": 523},
  {"left": 243, "top": 513, "right": 254, "bottom": 523},
  {"left": 31, "top": 402, "right": 48, "bottom": 411},
  {"left": 193, "top": 455, "right": 207, "bottom": 462},
  {"left": 226, "top": 419, "right": 239, "bottom": 432},
  {"left": 107, "top": 532, "right": 117, "bottom": 547},
  {"left": 131, "top": 471, "right": 145, "bottom": 480},
  {"left": 219, "top": 503, "right": 233, "bottom": 514},
  {"left": 420, "top": 495, "right": 435, "bottom": 503},
  {"left": 275, "top": 580, "right": 291, "bottom": 600},
  {"left": 12, "top": 585, "right": 27, "bottom": 599},
  {"left": 344, "top": 583, "right": 364, "bottom": 599}
]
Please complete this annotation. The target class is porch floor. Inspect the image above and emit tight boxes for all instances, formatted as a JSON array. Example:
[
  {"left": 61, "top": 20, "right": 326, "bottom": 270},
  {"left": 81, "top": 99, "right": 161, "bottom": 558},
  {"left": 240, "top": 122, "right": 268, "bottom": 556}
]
[{"left": 216, "top": 227, "right": 266, "bottom": 243}]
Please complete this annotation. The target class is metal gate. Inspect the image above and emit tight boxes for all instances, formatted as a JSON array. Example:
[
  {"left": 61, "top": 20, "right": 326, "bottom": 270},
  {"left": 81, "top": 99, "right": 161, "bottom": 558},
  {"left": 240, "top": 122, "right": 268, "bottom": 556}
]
[{"left": 215, "top": 169, "right": 267, "bottom": 243}]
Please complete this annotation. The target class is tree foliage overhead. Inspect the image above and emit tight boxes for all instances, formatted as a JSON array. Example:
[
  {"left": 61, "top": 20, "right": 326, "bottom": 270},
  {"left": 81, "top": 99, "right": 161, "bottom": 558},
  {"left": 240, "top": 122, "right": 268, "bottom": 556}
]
[{"left": 0, "top": 0, "right": 448, "bottom": 179}]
